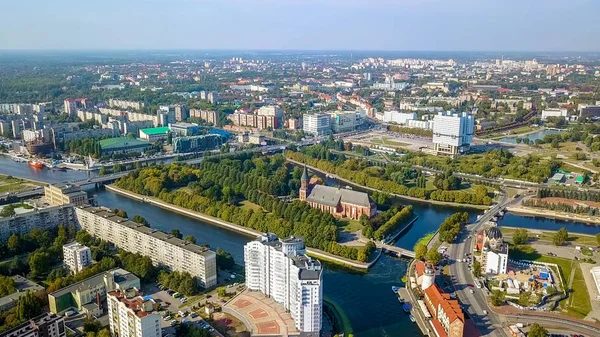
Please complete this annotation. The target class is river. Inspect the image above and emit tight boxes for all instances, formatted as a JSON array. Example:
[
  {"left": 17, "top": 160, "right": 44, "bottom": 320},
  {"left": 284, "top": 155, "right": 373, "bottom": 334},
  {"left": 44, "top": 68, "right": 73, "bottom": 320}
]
[{"left": 0, "top": 156, "right": 595, "bottom": 336}]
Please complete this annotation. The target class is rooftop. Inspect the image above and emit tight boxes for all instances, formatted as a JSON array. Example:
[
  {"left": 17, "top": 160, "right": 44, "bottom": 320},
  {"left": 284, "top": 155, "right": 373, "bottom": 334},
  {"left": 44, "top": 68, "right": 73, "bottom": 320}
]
[
  {"left": 0, "top": 275, "right": 44, "bottom": 309},
  {"left": 140, "top": 126, "right": 171, "bottom": 135},
  {"left": 48, "top": 268, "right": 137, "bottom": 298},
  {"left": 306, "top": 184, "right": 371, "bottom": 208},
  {"left": 99, "top": 137, "right": 149, "bottom": 150},
  {"left": 108, "top": 289, "right": 156, "bottom": 318}
]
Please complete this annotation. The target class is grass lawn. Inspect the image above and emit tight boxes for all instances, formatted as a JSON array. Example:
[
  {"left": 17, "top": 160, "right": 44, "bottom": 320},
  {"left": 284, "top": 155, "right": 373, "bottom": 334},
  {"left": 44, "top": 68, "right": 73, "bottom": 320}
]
[
  {"left": 500, "top": 227, "right": 598, "bottom": 246},
  {"left": 415, "top": 232, "right": 435, "bottom": 248},
  {"left": 0, "top": 174, "right": 44, "bottom": 193},
  {"left": 239, "top": 200, "right": 262, "bottom": 212},
  {"left": 559, "top": 162, "right": 593, "bottom": 174},
  {"left": 370, "top": 137, "right": 410, "bottom": 148},
  {"left": 337, "top": 218, "right": 363, "bottom": 233}
]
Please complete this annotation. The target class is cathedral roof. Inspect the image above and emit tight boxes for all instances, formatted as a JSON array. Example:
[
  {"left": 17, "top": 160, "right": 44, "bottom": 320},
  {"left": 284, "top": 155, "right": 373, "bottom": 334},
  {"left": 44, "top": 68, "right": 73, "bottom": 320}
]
[{"left": 486, "top": 226, "right": 503, "bottom": 240}]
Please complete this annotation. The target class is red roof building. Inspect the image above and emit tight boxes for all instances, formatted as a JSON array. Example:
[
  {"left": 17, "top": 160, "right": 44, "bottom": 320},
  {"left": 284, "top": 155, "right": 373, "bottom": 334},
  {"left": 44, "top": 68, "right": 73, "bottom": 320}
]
[{"left": 424, "top": 284, "right": 465, "bottom": 337}]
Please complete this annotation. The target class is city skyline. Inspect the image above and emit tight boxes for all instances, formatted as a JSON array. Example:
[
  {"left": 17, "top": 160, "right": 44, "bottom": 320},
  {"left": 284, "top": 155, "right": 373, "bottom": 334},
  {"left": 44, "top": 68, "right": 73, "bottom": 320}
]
[{"left": 1, "top": 0, "right": 600, "bottom": 52}]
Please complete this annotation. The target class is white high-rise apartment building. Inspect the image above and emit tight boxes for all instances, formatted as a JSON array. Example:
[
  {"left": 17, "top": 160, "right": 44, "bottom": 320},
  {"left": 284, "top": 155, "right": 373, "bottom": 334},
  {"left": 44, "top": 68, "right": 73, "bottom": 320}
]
[
  {"left": 303, "top": 113, "right": 331, "bottom": 136},
  {"left": 75, "top": 206, "right": 217, "bottom": 288},
  {"left": 432, "top": 111, "right": 474, "bottom": 156},
  {"left": 244, "top": 234, "right": 322, "bottom": 334},
  {"left": 62, "top": 242, "right": 92, "bottom": 274},
  {"left": 107, "top": 289, "right": 161, "bottom": 337},
  {"left": 382, "top": 111, "right": 417, "bottom": 125}
]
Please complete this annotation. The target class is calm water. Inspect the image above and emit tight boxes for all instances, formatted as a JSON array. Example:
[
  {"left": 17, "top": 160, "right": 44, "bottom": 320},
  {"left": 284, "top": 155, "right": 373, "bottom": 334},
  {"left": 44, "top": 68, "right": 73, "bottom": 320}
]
[
  {"left": 498, "top": 129, "right": 562, "bottom": 144},
  {"left": 499, "top": 213, "right": 599, "bottom": 234},
  {"left": 1, "top": 155, "right": 595, "bottom": 336}
]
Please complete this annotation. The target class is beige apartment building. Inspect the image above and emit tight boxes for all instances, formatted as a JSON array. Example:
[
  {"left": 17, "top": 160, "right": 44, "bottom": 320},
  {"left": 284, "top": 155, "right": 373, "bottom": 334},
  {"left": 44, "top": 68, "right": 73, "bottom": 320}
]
[
  {"left": 74, "top": 206, "right": 217, "bottom": 288},
  {"left": 44, "top": 184, "right": 89, "bottom": 206}
]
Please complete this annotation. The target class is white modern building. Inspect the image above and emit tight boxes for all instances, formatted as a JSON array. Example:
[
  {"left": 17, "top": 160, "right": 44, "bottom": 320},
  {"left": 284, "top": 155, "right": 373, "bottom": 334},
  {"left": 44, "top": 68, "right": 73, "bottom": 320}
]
[
  {"left": 107, "top": 289, "right": 161, "bottom": 337},
  {"left": 541, "top": 108, "right": 568, "bottom": 120},
  {"left": 371, "top": 76, "right": 409, "bottom": 91},
  {"left": 244, "top": 234, "right": 322, "bottom": 334},
  {"left": 63, "top": 242, "right": 92, "bottom": 274},
  {"left": 407, "top": 119, "right": 435, "bottom": 130},
  {"left": 590, "top": 266, "right": 600, "bottom": 300},
  {"left": 329, "top": 111, "right": 358, "bottom": 133},
  {"left": 480, "top": 226, "right": 509, "bottom": 275},
  {"left": 432, "top": 111, "right": 474, "bottom": 156},
  {"left": 382, "top": 111, "right": 417, "bottom": 125},
  {"left": 303, "top": 113, "right": 331, "bottom": 136},
  {"left": 75, "top": 206, "right": 217, "bottom": 288}
]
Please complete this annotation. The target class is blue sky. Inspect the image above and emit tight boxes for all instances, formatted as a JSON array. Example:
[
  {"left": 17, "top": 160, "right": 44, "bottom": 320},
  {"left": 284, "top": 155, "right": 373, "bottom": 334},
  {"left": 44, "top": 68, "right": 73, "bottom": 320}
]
[{"left": 1, "top": 0, "right": 598, "bottom": 51}]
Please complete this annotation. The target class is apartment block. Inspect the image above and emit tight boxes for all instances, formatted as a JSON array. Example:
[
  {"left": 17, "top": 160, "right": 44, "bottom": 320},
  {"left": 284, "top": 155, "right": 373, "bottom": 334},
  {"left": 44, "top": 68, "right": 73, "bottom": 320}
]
[
  {"left": 63, "top": 98, "right": 93, "bottom": 116},
  {"left": 107, "top": 289, "right": 161, "bottom": 337},
  {"left": 0, "top": 204, "right": 74, "bottom": 241},
  {"left": 432, "top": 111, "right": 474, "bottom": 156},
  {"left": 244, "top": 234, "right": 322, "bottom": 334},
  {"left": 44, "top": 183, "right": 89, "bottom": 206},
  {"left": 303, "top": 113, "right": 331, "bottom": 136},
  {"left": 227, "top": 112, "right": 276, "bottom": 130},
  {"left": 108, "top": 99, "right": 145, "bottom": 111},
  {"left": 75, "top": 206, "right": 217, "bottom": 288},
  {"left": 0, "top": 313, "right": 66, "bottom": 337},
  {"left": 174, "top": 104, "right": 189, "bottom": 122},
  {"left": 63, "top": 242, "right": 92, "bottom": 274},
  {"left": 423, "top": 284, "right": 464, "bottom": 337},
  {"left": 190, "top": 109, "right": 217, "bottom": 125}
]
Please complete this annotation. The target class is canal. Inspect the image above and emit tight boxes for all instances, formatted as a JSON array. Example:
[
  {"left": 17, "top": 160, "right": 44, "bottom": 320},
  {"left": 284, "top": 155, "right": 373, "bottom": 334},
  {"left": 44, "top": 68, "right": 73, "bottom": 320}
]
[{"left": 0, "top": 156, "right": 596, "bottom": 336}]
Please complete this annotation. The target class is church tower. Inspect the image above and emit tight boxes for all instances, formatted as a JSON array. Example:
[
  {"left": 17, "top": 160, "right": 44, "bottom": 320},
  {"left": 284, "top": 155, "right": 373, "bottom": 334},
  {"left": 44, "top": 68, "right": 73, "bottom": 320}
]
[{"left": 299, "top": 165, "right": 309, "bottom": 200}]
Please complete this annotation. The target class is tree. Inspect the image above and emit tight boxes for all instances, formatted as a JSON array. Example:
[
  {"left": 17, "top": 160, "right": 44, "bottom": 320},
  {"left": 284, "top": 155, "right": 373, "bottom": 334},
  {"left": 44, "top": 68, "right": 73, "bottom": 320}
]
[
  {"left": 216, "top": 248, "right": 235, "bottom": 270},
  {"left": 527, "top": 323, "right": 549, "bottom": 337},
  {"left": 170, "top": 229, "right": 183, "bottom": 239},
  {"left": 17, "top": 290, "right": 42, "bottom": 320},
  {"left": 217, "top": 287, "right": 227, "bottom": 297},
  {"left": 490, "top": 289, "right": 505, "bottom": 306},
  {"left": 7, "top": 234, "right": 20, "bottom": 253},
  {"left": 29, "top": 249, "right": 53, "bottom": 277},
  {"left": 473, "top": 260, "right": 482, "bottom": 277},
  {"left": 512, "top": 229, "right": 529, "bottom": 245},
  {"left": 83, "top": 319, "right": 102, "bottom": 333},
  {"left": 0, "top": 275, "right": 16, "bottom": 296},
  {"left": 553, "top": 227, "right": 568, "bottom": 246},
  {"left": 114, "top": 209, "right": 128, "bottom": 218},
  {"left": 184, "top": 235, "right": 196, "bottom": 244},
  {"left": 132, "top": 215, "right": 150, "bottom": 227},
  {"left": 426, "top": 249, "right": 443, "bottom": 265},
  {"left": 596, "top": 233, "right": 600, "bottom": 245},
  {"left": 76, "top": 230, "right": 94, "bottom": 246},
  {"left": 414, "top": 243, "right": 428, "bottom": 260}
]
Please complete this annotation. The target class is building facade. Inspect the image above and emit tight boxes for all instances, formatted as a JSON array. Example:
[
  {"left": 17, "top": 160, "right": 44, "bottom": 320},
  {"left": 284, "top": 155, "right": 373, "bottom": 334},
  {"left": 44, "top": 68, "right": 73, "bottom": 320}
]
[
  {"left": 139, "top": 127, "right": 170, "bottom": 142},
  {"left": 382, "top": 111, "right": 417, "bottom": 125},
  {"left": 423, "top": 284, "right": 464, "bottom": 337},
  {"left": 190, "top": 109, "right": 217, "bottom": 125},
  {"left": 0, "top": 313, "right": 66, "bottom": 337},
  {"left": 244, "top": 234, "right": 322, "bottom": 334},
  {"left": 0, "top": 204, "right": 74, "bottom": 241},
  {"left": 44, "top": 184, "right": 89, "bottom": 207},
  {"left": 108, "top": 99, "right": 145, "bottom": 111},
  {"left": 432, "top": 111, "right": 474, "bottom": 156},
  {"left": 169, "top": 122, "right": 199, "bottom": 136},
  {"left": 541, "top": 108, "right": 568, "bottom": 120},
  {"left": 299, "top": 167, "right": 375, "bottom": 219},
  {"left": 63, "top": 242, "right": 92, "bottom": 274},
  {"left": 107, "top": 289, "right": 161, "bottom": 337},
  {"left": 480, "top": 226, "right": 509, "bottom": 275},
  {"left": 75, "top": 206, "right": 217, "bottom": 288},
  {"left": 303, "top": 114, "right": 331, "bottom": 136},
  {"left": 174, "top": 104, "right": 189, "bottom": 122},
  {"left": 172, "top": 134, "right": 223, "bottom": 153}
]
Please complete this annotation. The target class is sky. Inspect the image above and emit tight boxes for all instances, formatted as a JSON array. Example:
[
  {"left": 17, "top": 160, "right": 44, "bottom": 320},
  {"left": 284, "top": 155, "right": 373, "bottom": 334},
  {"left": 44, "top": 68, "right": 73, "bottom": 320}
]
[{"left": 1, "top": 0, "right": 599, "bottom": 51}]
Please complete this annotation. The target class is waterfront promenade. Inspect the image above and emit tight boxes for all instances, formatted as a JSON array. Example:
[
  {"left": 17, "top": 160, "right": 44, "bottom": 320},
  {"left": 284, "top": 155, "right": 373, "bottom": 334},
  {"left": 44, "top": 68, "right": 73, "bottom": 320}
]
[{"left": 105, "top": 185, "right": 373, "bottom": 270}]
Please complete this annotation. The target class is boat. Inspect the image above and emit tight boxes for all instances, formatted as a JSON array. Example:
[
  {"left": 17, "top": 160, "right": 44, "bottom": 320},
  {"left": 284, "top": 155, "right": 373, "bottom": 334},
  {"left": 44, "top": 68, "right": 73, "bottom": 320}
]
[
  {"left": 409, "top": 315, "right": 416, "bottom": 323},
  {"left": 402, "top": 302, "right": 411, "bottom": 313},
  {"left": 28, "top": 161, "right": 43, "bottom": 169},
  {"left": 391, "top": 286, "right": 399, "bottom": 293}
]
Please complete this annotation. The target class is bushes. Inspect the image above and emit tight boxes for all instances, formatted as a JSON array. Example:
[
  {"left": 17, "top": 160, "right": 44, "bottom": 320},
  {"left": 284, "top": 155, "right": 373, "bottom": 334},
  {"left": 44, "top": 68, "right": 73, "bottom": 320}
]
[
  {"left": 158, "top": 270, "right": 199, "bottom": 295},
  {"left": 439, "top": 212, "right": 469, "bottom": 243},
  {"left": 373, "top": 206, "right": 413, "bottom": 241}
]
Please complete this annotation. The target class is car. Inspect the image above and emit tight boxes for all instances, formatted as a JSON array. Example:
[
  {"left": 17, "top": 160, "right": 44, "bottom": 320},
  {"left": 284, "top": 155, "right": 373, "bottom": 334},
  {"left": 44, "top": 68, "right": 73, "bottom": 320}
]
[
  {"left": 170, "top": 320, "right": 178, "bottom": 326},
  {"left": 163, "top": 316, "right": 172, "bottom": 321},
  {"left": 180, "top": 298, "right": 188, "bottom": 303},
  {"left": 178, "top": 311, "right": 186, "bottom": 317},
  {"left": 190, "top": 313, "right": 197, "bottom": 318},
  {"left": 482, "top": 310, "right": 487, "bottom": 315},
  {"left": 470, "top": 289, "right": 474, "bottom": 294},
  {"left": 468, "top": 284, "right": 474, "bottom": 288},
  {"left": 167, "top": 290, "right": 175, "bottom": 295},
  {"left": 165, "top": 301, "right": 171, "bottom": 306}
]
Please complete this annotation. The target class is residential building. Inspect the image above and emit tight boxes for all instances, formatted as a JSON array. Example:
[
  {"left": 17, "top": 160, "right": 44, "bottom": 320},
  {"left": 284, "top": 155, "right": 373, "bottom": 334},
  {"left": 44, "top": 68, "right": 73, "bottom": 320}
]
[
  {"left": 63, "top": 242, "right": 92, "bottom": 274},
  {"left": 48, "top": 268, "right": 140, "bottom": 315},
  {"left": 0, "top": 275, "right": 45, "bottom": 311},
  {"left": 244, "top": 233, "right": 322, "bottom": 334},
  {"left": 169, "top": 122, "right": 199, "bottom": 136},
  {"left": 44, "top": 184, "right": 89, "bottom": 207},
  {"left": 423, "top": 284, "right": 465, "bottom": 337},
  {"left": 257, "top": 105, "right": 284, "bottom": 128},
  {"left": 432, "top": 111, "right": 474, "bottom": 156},
  {"left": 207, "top": 92, "right": 219, "bottom": 104},
  {"left": 299, "top": 166, "right": 376, "bottom": 219},
  {"left": 107, "top": 289, "right": 161, "bottom": 337},
  {"left": 0, "top": 313, "right": 66, "bottom": 337},
  {"left": 382, "top": 111, "right": 417, "bottom": 125},
  {"left": 190, "top": 109, "right": 217, "bottom": 125},
  {"left": 371, "top": 76, "right": 409, "bottom": 91},
  {"left": 108, "top": 99, "right": 145, "bottom": 111},
  {"left": 422, "top": 82, "right": 449, "bottom": 93},
  {"left": 64, "top": 98, "right": 93, "bottom": 116},
  {"left": 77, "top": 110, "right": 108, "bottom": 124},
  {"left": 541, "top": 108, "right": 568, "bottom": 120},
  {"left": 227, "top": 112, "right": 276, "bottom": 130},
  {"left": 237, "top": 132, "right": 264, "bottom": 145},
  {"left": 303, "top": 113, "right": 331, "bottom": 136},
  {"left": 99, "top": 137, "right": 151, "bottom": 155},
  {"left": 329, "top": 111, "right": 357, "bottom": 133},
  {"left": 578, "top": 104, "right": 600, "bottom": 118},
  {"left": 139, "top": 127, "right": 170, "bottom": 142},
  {"left": 172, "top": 134, "right": 223, "bottom": 153},
  {"left": 174, "top": 104, "right": 189, "bottom": 122},
  {"left": 0, "top": 204, "right": 74, "bottom": 241},
  {"left": 75, "top": 206, "right": 217, "bottom": 288}
]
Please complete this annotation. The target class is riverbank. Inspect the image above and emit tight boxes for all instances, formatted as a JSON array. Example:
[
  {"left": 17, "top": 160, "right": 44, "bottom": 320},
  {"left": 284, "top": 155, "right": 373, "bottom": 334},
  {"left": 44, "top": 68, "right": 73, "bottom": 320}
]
[
  {"left": 507, "top": 205, "right": 600, "bottom": 225},
  {"left": 105, "top": 184, "right": 372, "bottom": 270},
  {"left": 286, "top": 158, "right": 489, "bottom": 210}
]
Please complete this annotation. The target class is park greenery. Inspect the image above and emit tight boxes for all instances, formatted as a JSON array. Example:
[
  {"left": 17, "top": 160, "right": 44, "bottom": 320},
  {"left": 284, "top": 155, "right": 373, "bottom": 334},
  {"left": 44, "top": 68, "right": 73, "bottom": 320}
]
[
  {"left": 0, "top": 202, "right": 33, "bottom": 218},
  {"left": 158, "top": 270, "right": 199, "bottom": 295},
  {"left": 527, "top": 323, "right": 549, "bottom": 337},
  {"left": 523, "top": 199, "right": 600, "bottom": 216},
  {"left": 0, "top": 275, "right": 16, "bottom": 297},
  {"left": 537, "top": 187, "right": 600, "bottom": 202},
  {"left": 388, "top": 125, "right": 434, "bottom": 137},
  {"left": 552, "top": 227, "right": 569, "bottom": 246},
  {"left": 438, "top": 212, "right": 469, "bottom": 243},
  {"left": 286, "top": 148, "right": 493, "bottom": 206},
  {"left": 361, "top": 205, "right": 413, "bottom": 241},
  {"left": 114, "top": 156, "right": 375, "bottom": 261},
  {"left": 512, "top": 229, "right": 529, "bottom": 245}
]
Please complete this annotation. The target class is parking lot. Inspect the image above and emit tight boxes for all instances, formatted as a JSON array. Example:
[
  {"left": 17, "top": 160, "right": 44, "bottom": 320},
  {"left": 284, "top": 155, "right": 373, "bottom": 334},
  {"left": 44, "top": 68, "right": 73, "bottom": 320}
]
[{"left": 142, "top": 283, "right": 222, "bottom": 337}]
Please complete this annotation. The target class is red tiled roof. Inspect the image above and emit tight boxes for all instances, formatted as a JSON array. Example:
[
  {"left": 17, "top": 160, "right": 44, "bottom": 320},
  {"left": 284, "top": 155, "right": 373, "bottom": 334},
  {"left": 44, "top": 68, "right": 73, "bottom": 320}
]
[
  {"left": 431, "top": 318, "right": 448, "bottom": 337},
  {"left": 415, "top": 261, "right": 426, "bottom": 277}
]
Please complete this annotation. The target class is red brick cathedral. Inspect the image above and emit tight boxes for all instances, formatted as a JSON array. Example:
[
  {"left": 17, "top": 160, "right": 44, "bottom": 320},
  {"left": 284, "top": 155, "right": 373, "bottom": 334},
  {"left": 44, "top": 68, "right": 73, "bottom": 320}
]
[{"left": 299, "top": 166, "right": 376, "bottom": 220}]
